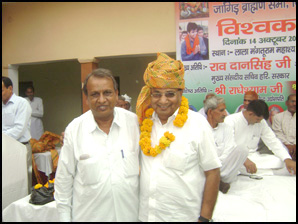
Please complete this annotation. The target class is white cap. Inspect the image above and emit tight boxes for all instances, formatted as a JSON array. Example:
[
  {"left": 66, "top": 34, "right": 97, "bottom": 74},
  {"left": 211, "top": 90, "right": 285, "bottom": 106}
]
[{"left": 121, "top": 94, "right": 132, "bottom": 103}]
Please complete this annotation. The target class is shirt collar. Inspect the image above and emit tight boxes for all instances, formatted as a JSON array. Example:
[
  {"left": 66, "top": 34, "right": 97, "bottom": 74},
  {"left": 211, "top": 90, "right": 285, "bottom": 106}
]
[
  {"left": 152, "top": 108, "right": 179, "bottom": 125},
  {"left": 286, "top": 110, "right": 296, "bottom": 117},
  {"left": 213, "top": 123, "right": 220, "bottom": 130},
  {"left": 3, "top": 93, "right": 16, "bottom": 106},
  {"left": 28, "top": 97, "right": 35, "bottom": 102},
  {"left": 240, "top": 111, "right": 249, "bottom": 125},
  {"left": 86, "top": 108, "right": 122, "bottom": 133}
]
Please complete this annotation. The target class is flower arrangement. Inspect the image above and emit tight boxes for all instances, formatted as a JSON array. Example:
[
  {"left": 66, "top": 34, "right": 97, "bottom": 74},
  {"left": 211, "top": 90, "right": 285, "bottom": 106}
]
[{"left": 139, "top": 96, "right": 189, "bottom": 157}]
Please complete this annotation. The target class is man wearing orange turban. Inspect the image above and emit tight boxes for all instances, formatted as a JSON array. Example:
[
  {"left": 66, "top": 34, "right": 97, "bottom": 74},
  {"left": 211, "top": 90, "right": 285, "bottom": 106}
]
[
  {"left": 136, "top": 53, "right": 221, "bottom": 222},
  {"left": 136, "top": 52, "right": 185, "bottom": 124}
]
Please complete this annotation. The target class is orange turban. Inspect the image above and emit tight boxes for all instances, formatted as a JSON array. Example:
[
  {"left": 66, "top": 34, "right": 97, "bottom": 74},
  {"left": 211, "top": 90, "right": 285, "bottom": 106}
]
[{"left": 136, "top": 52, "right": 185, "bottom": 124}]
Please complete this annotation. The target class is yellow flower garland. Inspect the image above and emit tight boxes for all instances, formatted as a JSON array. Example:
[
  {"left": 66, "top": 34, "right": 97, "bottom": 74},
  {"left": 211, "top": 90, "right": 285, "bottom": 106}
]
[
  {"left": 34, "top": 178, "right": 55, "bottom": 189},
  {"left": 139, "top": 96, "right": 189, "bottom": 157}
]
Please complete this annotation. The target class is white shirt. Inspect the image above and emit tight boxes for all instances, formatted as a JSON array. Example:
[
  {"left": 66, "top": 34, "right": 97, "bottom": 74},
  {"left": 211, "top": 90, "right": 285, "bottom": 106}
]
[
  {"left": 25, "top": 97, "right": 44, "bottom": 140},
  {"left": 212, "top": 122, "right": 237, "bottom": 163},
  {"left": 224, "top": 111, "right": 291, "bottom": 161},
  {"left": 234, "top": 104, "right": 245, "bottom": 113},
  {"left": 272, "top": 110, "right": 296, "bottom": 145},
  {"left": 198, "top": 107, "right": 207, "bottom": 118},
  {"left": 139, "top": 109, "right": 221, "bottom": 222},
  {"left": 54, "top": 108, "right": 140, "bottom": 222},
  {"left": 2, "top": 93, "right": 32, "bottom": 143}
]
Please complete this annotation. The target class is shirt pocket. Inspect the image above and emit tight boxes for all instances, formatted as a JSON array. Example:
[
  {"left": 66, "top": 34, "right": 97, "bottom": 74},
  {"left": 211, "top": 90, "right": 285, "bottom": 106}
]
[
  {"left": 3, "top": 112, "right": 14, "bottom": 126},
  {"left": 123, "top": 151, "right": 139, "bottom": 177},
  {"left": 247, "top": 135, "right": 260, "bottom": 149},
  {"left": 163, "top": 143, "right": 196, "bottom": 173},
  {"left": 77, "top": 155, "right": 102, "bottom": 185}
]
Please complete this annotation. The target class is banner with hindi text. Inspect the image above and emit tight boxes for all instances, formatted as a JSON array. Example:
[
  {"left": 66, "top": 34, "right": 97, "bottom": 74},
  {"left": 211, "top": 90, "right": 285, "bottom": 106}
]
[{"left": 176, "top": 2, "right": 296, "bottom": 117}]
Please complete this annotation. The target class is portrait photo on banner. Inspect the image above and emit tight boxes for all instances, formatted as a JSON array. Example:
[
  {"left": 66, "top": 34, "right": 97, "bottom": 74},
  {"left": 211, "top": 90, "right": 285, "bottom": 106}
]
[{"left": 179, "top": 20, "right": 209, "bottom": 61}]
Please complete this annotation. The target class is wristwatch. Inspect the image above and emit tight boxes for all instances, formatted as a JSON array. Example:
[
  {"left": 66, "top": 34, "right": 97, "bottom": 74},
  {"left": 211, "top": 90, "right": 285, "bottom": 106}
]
[{"left": 198, "top": 216, "right": 213, "bottom": 222}]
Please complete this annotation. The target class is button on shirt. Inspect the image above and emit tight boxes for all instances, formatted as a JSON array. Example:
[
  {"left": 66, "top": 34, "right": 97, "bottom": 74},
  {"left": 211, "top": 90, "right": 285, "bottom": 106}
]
[
  {"left": 272, "top": 110, "right": 296, "bottom": 145},
  {"left": 54, "top": 108, "right": 140, "bottom": 222},
  {"left": 224, "top": 111, "right": 291, "bottom": 161},
  {"left": 25, "top": 97, "right": 44, "bottom": 140},
  {"left": 2, "top": 93, "right": 32, "bottom": 143},
  {"left": 139, "top": 109, "right": 221, "bottom": 222}
]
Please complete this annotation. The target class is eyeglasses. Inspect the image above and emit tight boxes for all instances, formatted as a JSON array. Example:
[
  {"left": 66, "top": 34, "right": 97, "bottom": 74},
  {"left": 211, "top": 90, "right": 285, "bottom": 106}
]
[{"left": 151, "top": 91, "right": 179, "bottom": 99}]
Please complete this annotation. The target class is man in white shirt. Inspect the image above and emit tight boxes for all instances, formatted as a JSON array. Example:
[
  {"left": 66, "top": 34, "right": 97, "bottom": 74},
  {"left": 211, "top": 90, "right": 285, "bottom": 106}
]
[
  {"left": 205, "top": 96, "right": 248, "bottom": 193},
  {"left": 2, "top": 76, "right": 32, "bottom": 193},
  {"left": 234, "top": 90, "right": 258, "bottom": 113},
  {"left": 225, "top": 99, "right": 296, "bottom": 175},
  {"left": 25, "top": 86, "right": 44, "bottom": 140},
  {"left": 272, "top": 94, "right": 296, "bottom": 161},
  {"left": 198, "top": 93, "right": 215, "bottom": 118},
  {"left": 235, "top": 91, "right": 273, "bottom": 155},
  {"left": 136, "top": 53, "right": 221, "bottom": 222},
  {"left": 198, "top": 93, "right": 229, "bottom": 118},
  {"left": 54, "top": 68, "right": 140, "bottom": 222}
]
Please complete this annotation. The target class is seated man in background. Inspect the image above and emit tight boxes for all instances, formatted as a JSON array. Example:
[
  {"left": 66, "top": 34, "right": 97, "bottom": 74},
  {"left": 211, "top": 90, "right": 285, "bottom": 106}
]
[
  {"left": 235, "top": 90, "right": 272, "bottom": 155},
  {"left": 121, "top": 93, "right": 132, "bottom": 111},
  {"left": 198, "top": 92, "right": 229, "bottom": 118},
  {"left": 234, "top": 90, "right": 258, "bottom": 113},
  {"left": 205, "top": 95, "right": 248, "bottom": 193},
  {"left": 272, "top": 94, "right": 296, "bottom": 161},
  {"left": 198, "top": 93, "right": 215, "bottom": 118},
  {"left": 115, "top": 95, "right": 127, "bottom": 109},
  {"left": 225, "top": 100, "right": 296, "bottom": 176}
]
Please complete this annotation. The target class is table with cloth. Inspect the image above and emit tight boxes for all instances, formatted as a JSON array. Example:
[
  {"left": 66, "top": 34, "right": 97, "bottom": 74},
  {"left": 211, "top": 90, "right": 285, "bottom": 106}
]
[
  {"left": 33, "top": 148, "right": 61, "bottom": 177},
  {"left": 30, "top": 131, "right": 61, "bottom": 184}
]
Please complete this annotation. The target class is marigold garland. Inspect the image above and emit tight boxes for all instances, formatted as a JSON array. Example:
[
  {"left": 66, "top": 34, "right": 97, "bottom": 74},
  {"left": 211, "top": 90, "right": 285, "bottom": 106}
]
[
  {"left": 139, "top": 96, "right": 189, "bottom": 157},
  {"left": 33, "top": 178, "right": 55, "bottom": 189}
]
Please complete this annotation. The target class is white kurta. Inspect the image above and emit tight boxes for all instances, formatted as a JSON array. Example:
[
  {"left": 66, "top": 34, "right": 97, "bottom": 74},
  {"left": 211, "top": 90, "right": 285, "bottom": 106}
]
[
  {"left": 272, "top": 110, "right": 296, "bottom": 145},
  {"left": 212, "top": 122, "right": 248, "bottom": 183},
  {"left": 54, "top": 108, "right": 140, "bottom": 222},
  {"left": 198, "top": 107, "right": 207, "bottom": 118},
  {"left": 25, "top": 97, "right": 44, "bottom": 140},
  {"left": 139, "top": 110, "right": 221, "bottom": 222},
  {"left": 224, "top": 111, "right": 291, "bottom": 164}
]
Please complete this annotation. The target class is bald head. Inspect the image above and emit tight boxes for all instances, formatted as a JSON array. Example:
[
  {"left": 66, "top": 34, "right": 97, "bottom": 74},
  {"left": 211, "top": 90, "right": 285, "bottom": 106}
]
[{"left": 243, "top": 91, "right": 258, "bottom": 109}]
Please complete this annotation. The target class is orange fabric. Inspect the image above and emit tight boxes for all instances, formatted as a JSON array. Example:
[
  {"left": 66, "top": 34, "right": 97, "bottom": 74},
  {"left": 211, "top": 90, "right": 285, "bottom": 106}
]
[
  {"left": 30, "top": 131, "right": 61, "bottom": 153},
  {"left": 185, "top": 34, "right": 200, "bottom": 55},
  {"left": 30, "top": 131, "right": 61, "bottom": 180},
  {"left": 50, "top": 149, "right": 59, "bottom": 173},
  {"left": 136, "top": 52, "right": 185, "bottom": 124}
]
